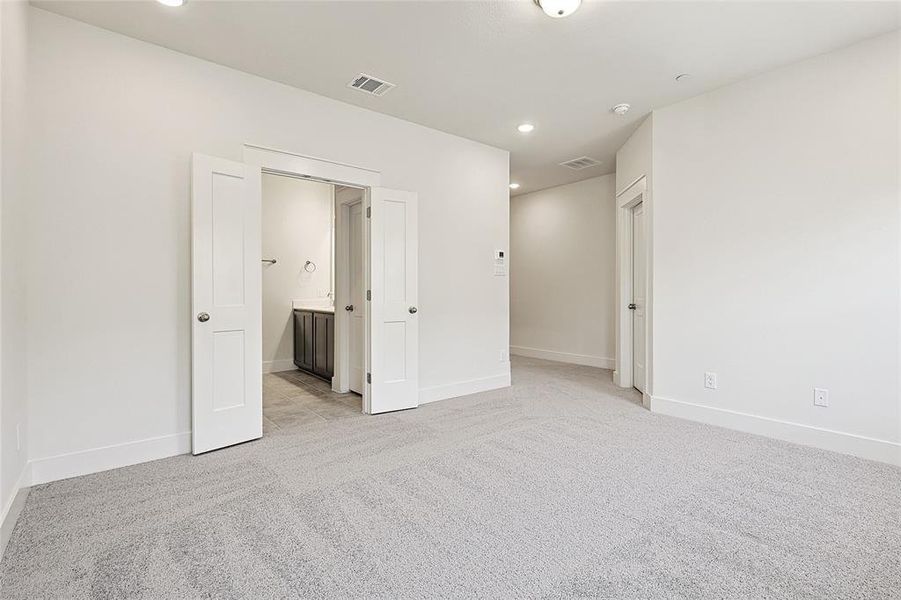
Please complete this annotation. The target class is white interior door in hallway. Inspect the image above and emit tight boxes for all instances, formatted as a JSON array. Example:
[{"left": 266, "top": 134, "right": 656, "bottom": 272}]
[
  {"left": 191, "top": 153, "right": 263, "bottom": 454},
  {"left": 631, "top": 201, "right": 647, "bottom": 393},
  {"left": 348, "top": 201, "right": 365, "bottom": 394}
]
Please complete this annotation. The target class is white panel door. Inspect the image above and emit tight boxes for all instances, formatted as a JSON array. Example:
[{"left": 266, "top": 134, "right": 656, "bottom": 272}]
[
  {"left": 631, "top": 202, "right": 647, "bottom": 393},
  {"left": 368, "top": 187, "right": 418, "bottom": 414},
  {"left": 349, "top": 201, "right": 365, "bottom": 394},
  {"left": 191, "top": 153, "right": 262, "bottom": 454}
]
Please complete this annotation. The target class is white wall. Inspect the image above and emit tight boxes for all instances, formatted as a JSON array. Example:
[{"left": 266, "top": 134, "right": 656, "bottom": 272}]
[
  {"left": 614, "top": 116, "right": 654, "bottom": 394},
  {"left": 615, "top": 115, "right": 653, "bottom": 197},
  {"left": 510, "top": 175, "right": 616, "bottom": 368},
  {"left": 25, "top": 9, "right": 510, "bottom": 483},
  {"left": 0, "top": 0, "right": 30, "bottom": 544},
  {"left": 261, "top": 174, "right": 333, "bottom": 372},
  {"left": 650, "top": 32, "right": 900, "bottom": 464}
]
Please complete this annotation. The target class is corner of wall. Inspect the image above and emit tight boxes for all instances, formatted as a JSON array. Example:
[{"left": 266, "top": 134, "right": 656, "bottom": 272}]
[{"left": 0, "top": 462, "right": 30, "bottom": 561}]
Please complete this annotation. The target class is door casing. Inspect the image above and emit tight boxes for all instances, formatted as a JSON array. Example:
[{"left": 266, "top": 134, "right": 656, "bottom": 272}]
[{"left": 243, "top": 144, "right": 381, "bottom": 411}]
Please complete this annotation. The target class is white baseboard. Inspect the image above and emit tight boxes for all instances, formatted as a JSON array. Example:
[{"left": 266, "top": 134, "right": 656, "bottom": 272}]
[
  {"left": 263, "top": 359, "right": 296, "bottom": 374},
  {"left": 419, "top": 370, "right": 511, "bottom": 405},
  {"left": 510, "top": 345, "right": 615, "bottom": 370},
  {"left": 651, "top": 395, "right": 901, "bottom": 467},
  {"left": 28, "top": 431, "right": 192, "bottom": 487},
  {"left": 0, "top": 466, "right": 31, "bottom": 560}
]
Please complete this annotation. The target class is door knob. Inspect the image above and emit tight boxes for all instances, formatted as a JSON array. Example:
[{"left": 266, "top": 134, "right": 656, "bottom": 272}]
[
  {"left": 409, "top": 306, "right": 418, "bottom": 314},
  {"left": 197, "top": 312, "right": 211, "bottom": 322},
  {"left": 628, "top": 304, "right": 637, "bottom": 310},
  {"left": 345, "top": 305, "right": 354, "bottom": 312}
]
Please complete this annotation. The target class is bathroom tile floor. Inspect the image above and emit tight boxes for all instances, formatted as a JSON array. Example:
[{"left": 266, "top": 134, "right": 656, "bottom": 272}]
[{"left": 263, "top": 368, "right": 363, "bottom": 431}]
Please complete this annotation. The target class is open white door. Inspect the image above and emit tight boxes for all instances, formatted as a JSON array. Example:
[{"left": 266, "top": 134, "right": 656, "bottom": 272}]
[
  {"left": 191, "top": 153, "right": 262, "bottom": 454},
  {"left": 367, "top": 187, "right": 418, "bottom": 414}
]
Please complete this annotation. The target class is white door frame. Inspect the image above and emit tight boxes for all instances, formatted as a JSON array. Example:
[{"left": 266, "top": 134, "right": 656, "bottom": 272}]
[
  {"left": 243, "top": 144, "right": 381, "bottom": 410},
  {"left": 614, "top": 176, "right": 652, "bottom": 408}
]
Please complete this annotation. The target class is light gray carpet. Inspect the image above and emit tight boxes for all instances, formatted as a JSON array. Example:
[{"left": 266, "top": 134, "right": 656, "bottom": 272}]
[{"left": 2, "top": 357, "right": 899, "bottom": 599}]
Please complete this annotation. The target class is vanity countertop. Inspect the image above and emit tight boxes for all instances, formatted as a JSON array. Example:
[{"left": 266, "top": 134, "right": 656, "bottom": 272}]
[{"left": 292, "top": 300, "right": 334, "bottom": 313}]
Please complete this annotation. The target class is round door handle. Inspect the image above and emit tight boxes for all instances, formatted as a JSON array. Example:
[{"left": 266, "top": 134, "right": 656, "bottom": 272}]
[
  {"left": 197, "top": 312, "right": 211, "bottom": 322},
  {"left": 628, "top": 304, "right": 637, "bottom": 310},
  {"left": 345, "top": 305, "right": 354, "bottom": 312},
  {"left": 409, "top": 306, "right": 418, "bottom": 314}
]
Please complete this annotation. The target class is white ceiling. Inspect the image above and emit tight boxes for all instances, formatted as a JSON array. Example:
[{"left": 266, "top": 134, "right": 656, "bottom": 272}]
[{"left": 33, "top": 0, "right": 899, "bottom": 196}]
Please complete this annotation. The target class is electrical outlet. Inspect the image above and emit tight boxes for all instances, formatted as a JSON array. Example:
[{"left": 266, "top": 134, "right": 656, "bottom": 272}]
[
  {"left": 499, "top": 350, "right": 508, "bottom": 362},
  {"left": 704, "top": 372, "right": 717, "bottom": 390},
  {"left": 814, "top": 388, "right": 829, "bottom": 407}
]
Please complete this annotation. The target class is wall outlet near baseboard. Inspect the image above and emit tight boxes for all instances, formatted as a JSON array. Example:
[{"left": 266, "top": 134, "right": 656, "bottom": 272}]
[
  {"left": 500, "top": 349, "right": 508, "bottom": 362},
  {"left": 704, "top": 372, "right": 717, "bottom": 390},
  {"left": 814, "top": 388, "right": 829, "bottom": 407}
]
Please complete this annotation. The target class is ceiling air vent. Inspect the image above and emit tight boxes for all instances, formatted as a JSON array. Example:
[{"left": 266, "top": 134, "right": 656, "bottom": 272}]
[
  {"left": 559, "top": 156, "right": 601, "bottom": 170},
  {"left": 348, "top": 73, "right": 396, "bottom": 97}
]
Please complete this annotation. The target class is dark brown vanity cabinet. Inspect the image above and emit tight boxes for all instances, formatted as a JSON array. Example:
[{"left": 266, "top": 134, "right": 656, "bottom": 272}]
[{"left": 293, "top": 309, "right": 334, "bottom": 381}]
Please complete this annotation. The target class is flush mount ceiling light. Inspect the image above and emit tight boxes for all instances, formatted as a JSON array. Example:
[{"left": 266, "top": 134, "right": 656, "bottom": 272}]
[
  {"left": 509, "top": 183, "right": 521, "bottom": 190},
  {"left": 517, "top": 123, "right": 535, "bottom": 133},
  {"left": 612, "top": 103, "right": 631, "bottom": 115},
  {"left": 157, "top": 0, "right": 186, "bottom": 6},
  {"left": 535, "top": 0, "right": 581, "bottom": 18}
]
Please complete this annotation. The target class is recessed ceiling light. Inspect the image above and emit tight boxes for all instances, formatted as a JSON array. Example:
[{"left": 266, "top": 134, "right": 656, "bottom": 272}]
[
  {"left": 157, "top": 0, "right": 186, "bottom": 6},
  {"left": 535, "top": 0, "right": 581, "bottom": 18},
  {"left": 517, "top": 123, "right": 535, "bottom": 133},
  {"left": 612, "top": 103, "right": 631, "bottom": 115},
  {"left": 509, "top": 183, "right": 521, "bottom": 190},
  {"left": 675, "top": 73, "right": 692, "bottom": 82}
]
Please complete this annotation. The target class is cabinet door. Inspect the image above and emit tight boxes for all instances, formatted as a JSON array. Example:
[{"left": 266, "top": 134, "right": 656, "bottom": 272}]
[
  {"left": 294, "top": 311, "right": 314, "bottom": 372},
  {"left": 325, "top": 314, "right": 335, "bottom": 379},
  {"left": 313, "top": 312, "right": 329, "bottom": 378},
  {"left": 303, "top": 311, "right": 315, "bottom": 371}
]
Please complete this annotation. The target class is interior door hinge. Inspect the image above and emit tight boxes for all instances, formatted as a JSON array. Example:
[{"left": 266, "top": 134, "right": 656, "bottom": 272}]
[
  {"left": 366, "top": 372, "right": 371, "bottom": 384},
  {"left": 366, "top": 290, "right": 371, "bottom": 301},
  {"left": 366, "top": 206, "right": 371, "bottom": 218}
]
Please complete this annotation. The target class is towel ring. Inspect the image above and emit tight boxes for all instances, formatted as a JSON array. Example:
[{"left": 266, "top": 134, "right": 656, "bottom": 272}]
[{"left": 304, "top": 261, "right": 317, "bottom": 273}]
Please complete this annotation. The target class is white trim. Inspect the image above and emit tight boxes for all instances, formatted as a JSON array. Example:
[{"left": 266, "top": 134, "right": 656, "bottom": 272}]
[
  {"left": 263, "top": 358, "right": 296, "bottom": 374},
  {"left": 244, "top": 144, "right": 381, "bottom": 188},
  {"left": 0, "top": 466, "right": 30, "bottom": 560},
  {"left": 652, "top": 395, "right": 901, "bottom": 466},
  {"left": 419, "top": 372, "right": 511, "bottom": 405},
  {"left": 28, "top": 432, "right": 192, "bottom": 487},
  {"left": 510, "top": 346, "right": 614, "bottom": 370},
  {"left": 245, "top": 144, "right": 379, "bottom": 414}
]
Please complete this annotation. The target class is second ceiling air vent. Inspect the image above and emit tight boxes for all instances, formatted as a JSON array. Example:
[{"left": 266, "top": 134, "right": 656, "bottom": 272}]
[
  {"left": 559, "top": 156, "right": 601, "bottom": 170},
  {"left": 348, "top": 73, "right": 396, "bottom": 97}
]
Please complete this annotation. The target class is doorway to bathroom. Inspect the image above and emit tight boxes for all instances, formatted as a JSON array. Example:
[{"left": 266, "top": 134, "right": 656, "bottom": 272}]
[
  {"left": 190, "top": 145, "right": 420, "bottom": 455},
  {"left": 260, "top": 174, "right": 364, "bottom": 432}
]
